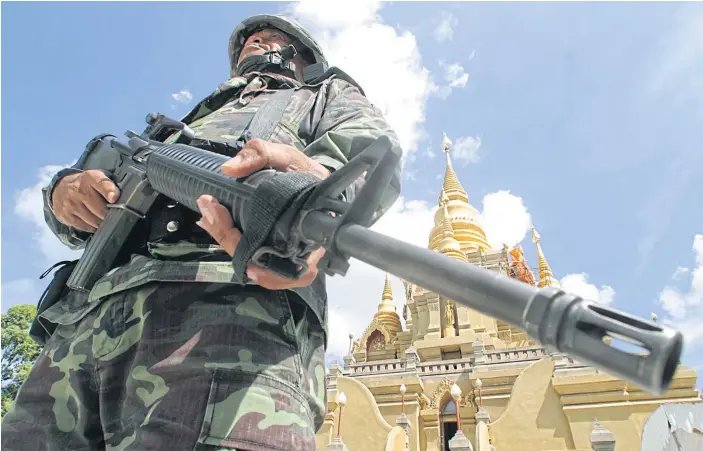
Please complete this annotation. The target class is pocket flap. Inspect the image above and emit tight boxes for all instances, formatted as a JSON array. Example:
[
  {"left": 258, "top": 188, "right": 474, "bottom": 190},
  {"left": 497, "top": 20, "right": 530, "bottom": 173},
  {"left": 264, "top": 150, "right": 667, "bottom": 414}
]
[{"left": 197, "top": 369, "right": 317, "bottom": 451}]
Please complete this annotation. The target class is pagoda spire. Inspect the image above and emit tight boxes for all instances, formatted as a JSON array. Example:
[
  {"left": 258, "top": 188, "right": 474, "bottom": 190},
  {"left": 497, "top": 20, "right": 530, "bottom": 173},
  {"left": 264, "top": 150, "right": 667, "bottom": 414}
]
[
  {"left": 380, "top": 273, "right": 394, "bottom": 309},
  {"left": 428, "top": 133, "right": 491, "bottom": 252},
  {"left": 531, "top": 227, "right": 560, "bottom": 288},
  {"left": 374, "top": 273, "right": 402, "bottom": 334},
  {"left": 441, "top": 133, "right": 469, "bottom": 204}
]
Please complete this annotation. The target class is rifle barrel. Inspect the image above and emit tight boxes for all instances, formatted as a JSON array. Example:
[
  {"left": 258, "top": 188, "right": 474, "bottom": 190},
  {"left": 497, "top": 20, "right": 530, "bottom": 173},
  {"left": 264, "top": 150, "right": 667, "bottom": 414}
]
[{"left": 302, "top": 211, "right": 682, "bottom": 395}]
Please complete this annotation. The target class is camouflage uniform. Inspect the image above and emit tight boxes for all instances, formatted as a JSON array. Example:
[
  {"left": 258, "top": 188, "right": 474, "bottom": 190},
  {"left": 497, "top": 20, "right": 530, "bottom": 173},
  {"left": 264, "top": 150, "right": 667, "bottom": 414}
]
[{"left": 1, "top": 40, "right": 402, "bottom": 451}]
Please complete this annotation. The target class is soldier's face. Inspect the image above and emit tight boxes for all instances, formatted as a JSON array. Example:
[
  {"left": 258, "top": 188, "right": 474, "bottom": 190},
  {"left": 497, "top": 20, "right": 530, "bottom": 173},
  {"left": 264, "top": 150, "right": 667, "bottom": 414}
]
[{"left": 239, "top": 28, "right": 293, "bottom": 63}]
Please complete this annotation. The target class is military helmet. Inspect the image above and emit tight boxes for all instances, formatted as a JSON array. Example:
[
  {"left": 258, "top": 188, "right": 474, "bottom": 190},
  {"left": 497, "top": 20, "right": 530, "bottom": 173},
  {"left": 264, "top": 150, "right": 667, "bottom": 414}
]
[{"left": 228, "top": 14, "right": 328, "bottom": 78}]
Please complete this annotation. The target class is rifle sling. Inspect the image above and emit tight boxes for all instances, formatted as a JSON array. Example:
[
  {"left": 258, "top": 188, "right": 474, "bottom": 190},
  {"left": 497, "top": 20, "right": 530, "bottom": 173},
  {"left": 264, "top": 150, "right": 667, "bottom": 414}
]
[{"left": 230, "top": 88, "right": 319, "bottom": 283}]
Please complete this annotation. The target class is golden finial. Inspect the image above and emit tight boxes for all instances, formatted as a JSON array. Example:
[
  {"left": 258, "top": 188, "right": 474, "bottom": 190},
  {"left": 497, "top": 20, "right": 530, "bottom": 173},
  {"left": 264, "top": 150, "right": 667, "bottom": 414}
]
[
  {"left": 382, "top": 273, "right": 393, "bottom": 302},
  {"left": 441, "top": 132, "right": 452, "bottom": 153},
  {"left": 531, "top": 226, "right": 560, "bottom": 288}
]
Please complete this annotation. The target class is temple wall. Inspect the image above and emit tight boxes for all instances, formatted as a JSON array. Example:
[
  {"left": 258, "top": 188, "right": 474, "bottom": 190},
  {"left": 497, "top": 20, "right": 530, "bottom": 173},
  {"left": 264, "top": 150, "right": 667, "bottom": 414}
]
[
  {"left": 321, "top": 375, "right": 393, "bottom": 451},
  {"left": 385, "top": 426, "right": 408, "bottom": 451},
  {"left": 554, "top": 366, "right": 700, "bottom": 451},
  {"left": 489, "top": 358, "right": 575, "bottom": 450}
]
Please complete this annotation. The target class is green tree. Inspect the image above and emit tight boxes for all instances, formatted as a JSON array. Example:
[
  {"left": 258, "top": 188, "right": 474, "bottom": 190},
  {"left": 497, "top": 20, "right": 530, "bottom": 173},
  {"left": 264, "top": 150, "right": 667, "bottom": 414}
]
[{"left": 1, "top": 304, "right": 41, "bottom": 417}]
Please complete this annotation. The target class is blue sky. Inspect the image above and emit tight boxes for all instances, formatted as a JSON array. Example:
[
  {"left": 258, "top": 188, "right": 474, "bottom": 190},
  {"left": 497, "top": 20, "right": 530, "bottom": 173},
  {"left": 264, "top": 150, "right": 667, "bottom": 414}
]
[{"left": 2, "top": 2, "right": 702, "bottom": 387}]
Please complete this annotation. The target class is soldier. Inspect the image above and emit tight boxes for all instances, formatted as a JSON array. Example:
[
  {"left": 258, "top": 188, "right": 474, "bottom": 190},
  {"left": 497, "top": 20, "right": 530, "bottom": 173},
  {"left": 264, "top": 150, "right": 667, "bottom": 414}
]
[{"left": 1, "top": 14, "right": 402, "bottom": 451}]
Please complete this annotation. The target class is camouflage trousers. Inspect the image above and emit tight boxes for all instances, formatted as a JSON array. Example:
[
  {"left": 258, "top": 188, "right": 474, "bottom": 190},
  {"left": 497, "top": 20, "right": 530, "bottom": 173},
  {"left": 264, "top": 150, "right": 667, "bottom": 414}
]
[{"left": 1, "top": 282, "right": 327, "bottom": 451}]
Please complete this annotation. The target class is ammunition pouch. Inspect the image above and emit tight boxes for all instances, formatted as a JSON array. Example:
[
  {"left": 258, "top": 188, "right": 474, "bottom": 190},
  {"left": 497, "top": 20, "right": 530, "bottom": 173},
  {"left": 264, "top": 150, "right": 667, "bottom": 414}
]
[{"left": 29, "top": 260, "right": 79, "bottom": 346}]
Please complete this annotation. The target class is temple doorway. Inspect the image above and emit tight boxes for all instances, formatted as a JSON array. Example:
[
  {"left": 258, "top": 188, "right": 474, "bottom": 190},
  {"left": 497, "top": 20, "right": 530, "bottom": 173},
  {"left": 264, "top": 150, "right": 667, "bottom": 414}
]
[{"left": 439, "top": 399, "right": 458, "bottom": 451}]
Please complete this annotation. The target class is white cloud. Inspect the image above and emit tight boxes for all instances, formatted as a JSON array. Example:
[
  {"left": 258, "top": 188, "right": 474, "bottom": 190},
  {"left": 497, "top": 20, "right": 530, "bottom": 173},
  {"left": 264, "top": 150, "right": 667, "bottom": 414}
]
[
  {"left": 171, "top": 89, "right": 193, "bottom": 104},
  {"left": 435, "top": 61, "right": 470, "bottom": 99},
  {"left": 14, "top": 164, "right": 84, "bottom": 267},
  {"left": 326, "top": 197, "right": 435, "bottom": 357},
  {"left": 672, "top": 266, "right": 690, "bottom": 280},
  {"left": 290, "top": 0, "right": 436, "bottom": 157},
  {"left": 435, "top": 86, "right": 453, "bottom": 100},
  {"left": 292, "top": 0, "right": 380, "bottom": 28},
  {"left": 434, "top": 11, "right": 458, "bottom": 43},
  {"left": 481, "top": 190, "right": 532, "bottom": 250},
  {"left": 445, "top": 63, "right": 469, "bottom": 88},
  {"left": 560, "top": 273, "right": 616, "bottom": 306},
  {"left": 659, "top": 234, "right": 703, "bottom": 345},
  {"left": 452, "top": 136, "right": 482, "bottom": 165}
]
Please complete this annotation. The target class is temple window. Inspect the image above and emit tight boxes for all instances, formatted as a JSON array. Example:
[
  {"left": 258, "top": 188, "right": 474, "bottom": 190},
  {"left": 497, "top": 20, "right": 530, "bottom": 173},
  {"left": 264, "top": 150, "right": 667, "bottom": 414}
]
[
  {"left": 442, "top": 399, "right": 457, "bottom": 415},
  {"left": 366, "top": 330, "right": 385, "bottom": 353}
]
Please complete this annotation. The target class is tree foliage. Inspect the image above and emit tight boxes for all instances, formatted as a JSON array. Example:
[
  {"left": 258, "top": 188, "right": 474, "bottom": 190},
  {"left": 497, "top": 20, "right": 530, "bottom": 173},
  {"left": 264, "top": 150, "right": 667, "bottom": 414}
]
[{"left": 1, "top": 304, "right": 41, "bottom": 417}]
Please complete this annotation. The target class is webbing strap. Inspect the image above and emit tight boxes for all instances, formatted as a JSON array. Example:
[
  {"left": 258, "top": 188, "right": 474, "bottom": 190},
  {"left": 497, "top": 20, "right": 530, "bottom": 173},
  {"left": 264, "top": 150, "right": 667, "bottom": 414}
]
[
  {"left": 231, "top": 87, "right": 312, "bottom": 283},
  {"left": 246, "top": 88, "right": 295, "bottom": 141},
  {"left": 231, "top": 172, "right": 320, "bottom": 284}
]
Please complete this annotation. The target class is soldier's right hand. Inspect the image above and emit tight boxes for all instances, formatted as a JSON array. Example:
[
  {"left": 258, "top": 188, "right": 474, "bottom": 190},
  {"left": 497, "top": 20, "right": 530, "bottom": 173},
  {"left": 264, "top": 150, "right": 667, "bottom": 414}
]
[{"left": 51, "top": 170, "right": 120, "bottom": 232}]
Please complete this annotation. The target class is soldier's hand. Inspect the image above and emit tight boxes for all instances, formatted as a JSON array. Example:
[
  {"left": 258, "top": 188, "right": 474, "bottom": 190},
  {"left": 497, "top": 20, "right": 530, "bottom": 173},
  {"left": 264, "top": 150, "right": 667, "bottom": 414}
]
[
  {"left": 220, "top": 138, "right": 331, "bottom": 180},
  {"left": 52, "top": 170, "right": 120, "bottom": 233},
  {"left": 196, "top": 139, "right": 330, "bottom": 290}
]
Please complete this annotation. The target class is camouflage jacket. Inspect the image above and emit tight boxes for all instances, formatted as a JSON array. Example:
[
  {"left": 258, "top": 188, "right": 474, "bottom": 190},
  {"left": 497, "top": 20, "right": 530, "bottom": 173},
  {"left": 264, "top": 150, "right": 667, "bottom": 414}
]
[{"left": 40, "top": 70, "right": 402, "bottom": 336}]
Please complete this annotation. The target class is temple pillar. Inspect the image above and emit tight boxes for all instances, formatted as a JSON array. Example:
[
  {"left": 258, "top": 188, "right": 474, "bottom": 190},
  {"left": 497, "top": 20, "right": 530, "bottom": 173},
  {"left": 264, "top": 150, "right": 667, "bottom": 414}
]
[
  {"left": 448, "top": 430, "right": 473, "bottom": 451},
  {"left": 426, "top": 299, "right": 441, "bottom": 340},
  {"left": 456, "top": 303, "right": 472, "bottom": 337},
  {"left": 396, "top": 413, "right": 411, "bottom": 450},
  {"left": 325, "top": 437, "right": 350, "bottom": 451},
  {"left": 472, "top": 340, "right": 487, "bottom": 365},
  {"left": 417, "top": 301, "right": 429, "bottom": 340},
  {"left": 404, "top": 346, "right": 419, "bottom": 371},
  {"left": 590, "top": 419, "right": 616, "bottom": 451},
  {"left": 421, "top": 410, "right": 441, "bottom": 451},
  {"left": 475, "top": 408, "right": 491, "bottom": 451},
  {"left": 341, "top": 356, "right": 354, "bottom": 376}
]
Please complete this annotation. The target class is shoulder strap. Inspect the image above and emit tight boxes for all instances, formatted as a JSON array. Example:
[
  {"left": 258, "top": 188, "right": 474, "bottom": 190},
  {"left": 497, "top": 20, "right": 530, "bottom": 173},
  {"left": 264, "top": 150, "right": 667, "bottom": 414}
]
[
  {"left": 306, "top": 66, "right": 366, "bottom": 97},
  {"left": 244, "top": 88, "right": 296, "bottom": 141}
]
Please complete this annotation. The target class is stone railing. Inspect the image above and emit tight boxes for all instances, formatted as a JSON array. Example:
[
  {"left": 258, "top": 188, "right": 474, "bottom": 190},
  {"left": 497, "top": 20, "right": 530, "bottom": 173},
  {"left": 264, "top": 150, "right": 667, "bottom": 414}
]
[
  {"left": 483, "top": 346, "right": 547, "bottom": 364},
  {"left": 340, "top": 346, "right": 552, "bottom": 379},
  {"left": 417, "top": 358, "right": 471, "bottom": 375},
  {"left": 346, "top": 359, "right": 407, "bottom": 375}
]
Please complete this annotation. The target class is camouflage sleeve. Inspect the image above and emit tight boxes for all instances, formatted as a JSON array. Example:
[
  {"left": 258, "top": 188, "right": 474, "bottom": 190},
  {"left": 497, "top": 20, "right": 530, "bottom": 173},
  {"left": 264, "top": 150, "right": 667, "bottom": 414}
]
[
  {"left": 42, "top": 173, "right": 93, "bottom": 250},
  {"left": 42, "top": 134, "right": 123, "bottom": 250},
  {"left": 304, "top": 78, "right": 403, "bottom": 223}
]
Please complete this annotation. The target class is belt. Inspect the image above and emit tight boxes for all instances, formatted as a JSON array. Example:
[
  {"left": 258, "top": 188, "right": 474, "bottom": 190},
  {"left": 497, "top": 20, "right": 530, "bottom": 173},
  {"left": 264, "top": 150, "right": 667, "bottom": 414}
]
[{"left": 146, "top": 197, "right": 214, "bottom": 245}]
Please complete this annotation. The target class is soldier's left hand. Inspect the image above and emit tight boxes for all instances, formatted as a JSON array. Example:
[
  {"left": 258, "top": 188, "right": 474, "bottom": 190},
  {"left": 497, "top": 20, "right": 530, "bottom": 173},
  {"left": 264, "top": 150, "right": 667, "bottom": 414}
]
[{"left": 196, "top": 138, "right": 330, "bottom": 290}]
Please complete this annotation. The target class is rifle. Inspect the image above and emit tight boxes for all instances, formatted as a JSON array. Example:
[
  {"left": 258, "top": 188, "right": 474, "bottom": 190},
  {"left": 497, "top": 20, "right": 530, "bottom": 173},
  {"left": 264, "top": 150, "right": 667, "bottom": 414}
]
[{"left": 66, "top": 113, "right": 683, "bottom": 395}]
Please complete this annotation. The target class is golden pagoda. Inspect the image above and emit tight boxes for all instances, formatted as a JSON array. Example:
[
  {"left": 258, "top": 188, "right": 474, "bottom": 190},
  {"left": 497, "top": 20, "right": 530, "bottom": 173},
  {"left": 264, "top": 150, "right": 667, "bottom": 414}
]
[
  {"left": 376, "top": 273, "right": 403, "bottom": 335},
  {"left": 316, "top": 133, "right": 700, "bottom": 451},
  {"left": 350, "top": 273, "right": 404, "bottom": 361},
  {"left": 428, "top": 133, "right": 491, "bottom": 253}
]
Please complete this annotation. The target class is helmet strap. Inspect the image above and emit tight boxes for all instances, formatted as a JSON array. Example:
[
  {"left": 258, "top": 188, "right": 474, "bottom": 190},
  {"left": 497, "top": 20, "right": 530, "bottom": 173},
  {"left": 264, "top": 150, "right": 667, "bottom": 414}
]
[{"left": 235, "top": 51, "right": 297, "bottom": 79}]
